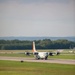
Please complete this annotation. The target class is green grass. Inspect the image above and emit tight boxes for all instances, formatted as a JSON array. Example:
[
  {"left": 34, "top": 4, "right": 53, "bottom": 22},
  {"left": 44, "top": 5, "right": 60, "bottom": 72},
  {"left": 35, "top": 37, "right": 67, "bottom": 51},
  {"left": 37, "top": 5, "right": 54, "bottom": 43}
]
[
  {"left": 0, "top": 53, "right": 75, "bottom": 59},
  {"left": 0, "top": 60, "right": 75, "bottom": 75},
  {"left": 48, "top": 54, "right": 75, "bottom": 59},
  {"left": 0, "top": 49, "right": 75, "bottom": 59}
]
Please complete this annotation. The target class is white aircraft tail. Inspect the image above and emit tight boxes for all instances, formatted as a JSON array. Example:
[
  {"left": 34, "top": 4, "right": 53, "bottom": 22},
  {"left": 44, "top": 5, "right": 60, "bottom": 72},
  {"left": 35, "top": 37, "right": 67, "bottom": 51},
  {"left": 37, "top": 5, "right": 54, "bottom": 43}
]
[{"left": 32, "top": 42, "right": 37, "bottom": 52}]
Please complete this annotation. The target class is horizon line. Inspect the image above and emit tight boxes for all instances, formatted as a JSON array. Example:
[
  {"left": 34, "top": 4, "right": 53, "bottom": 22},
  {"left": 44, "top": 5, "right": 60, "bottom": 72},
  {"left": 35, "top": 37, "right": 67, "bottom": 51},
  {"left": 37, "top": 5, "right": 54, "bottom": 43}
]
[{"left": 0, "top": 36, "right": 75, "bottom": 37}]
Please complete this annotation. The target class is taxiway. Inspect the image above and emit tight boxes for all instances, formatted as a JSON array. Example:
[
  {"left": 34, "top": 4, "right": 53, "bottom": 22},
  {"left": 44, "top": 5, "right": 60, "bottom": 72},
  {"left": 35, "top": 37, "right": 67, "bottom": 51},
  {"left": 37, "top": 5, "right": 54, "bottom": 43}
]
[{"left": 0, "top": 56, "right": 75, "bottom": 65}]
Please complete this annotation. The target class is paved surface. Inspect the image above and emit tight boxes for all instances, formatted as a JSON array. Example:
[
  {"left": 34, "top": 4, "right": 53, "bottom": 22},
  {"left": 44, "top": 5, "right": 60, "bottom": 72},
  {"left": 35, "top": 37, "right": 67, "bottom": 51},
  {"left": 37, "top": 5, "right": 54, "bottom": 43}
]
[{"left": 0, "top": 56, "right": 75, "bottom": 65}]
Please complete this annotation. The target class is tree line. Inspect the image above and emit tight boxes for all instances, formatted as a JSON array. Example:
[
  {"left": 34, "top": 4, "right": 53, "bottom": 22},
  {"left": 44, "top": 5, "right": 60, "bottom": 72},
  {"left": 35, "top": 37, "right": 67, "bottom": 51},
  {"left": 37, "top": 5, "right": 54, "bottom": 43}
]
[{"left": 0, "top": 39, "right": 75, "bottom": 50}]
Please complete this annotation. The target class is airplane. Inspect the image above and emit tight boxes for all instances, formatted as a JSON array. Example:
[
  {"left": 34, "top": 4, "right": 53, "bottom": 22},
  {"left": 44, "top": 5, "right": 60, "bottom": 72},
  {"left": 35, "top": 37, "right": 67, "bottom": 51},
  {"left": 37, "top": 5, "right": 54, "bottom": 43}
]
[{"left": 25, "top": 42, "right": 60, "bottom": 60}]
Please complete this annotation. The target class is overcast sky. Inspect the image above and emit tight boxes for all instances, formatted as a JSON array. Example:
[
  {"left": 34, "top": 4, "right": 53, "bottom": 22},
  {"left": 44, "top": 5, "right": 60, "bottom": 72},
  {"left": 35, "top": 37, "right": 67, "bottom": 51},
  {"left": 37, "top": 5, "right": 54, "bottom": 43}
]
[{"left": 0, "top": 0, "right": 75, "bottom": 37}]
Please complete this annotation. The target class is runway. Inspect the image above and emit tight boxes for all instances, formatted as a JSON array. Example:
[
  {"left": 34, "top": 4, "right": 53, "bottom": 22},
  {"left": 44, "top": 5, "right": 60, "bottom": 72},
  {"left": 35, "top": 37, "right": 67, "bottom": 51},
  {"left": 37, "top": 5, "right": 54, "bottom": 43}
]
[{"left": 0, "top": 56, "right": 75, "bottom": 65}]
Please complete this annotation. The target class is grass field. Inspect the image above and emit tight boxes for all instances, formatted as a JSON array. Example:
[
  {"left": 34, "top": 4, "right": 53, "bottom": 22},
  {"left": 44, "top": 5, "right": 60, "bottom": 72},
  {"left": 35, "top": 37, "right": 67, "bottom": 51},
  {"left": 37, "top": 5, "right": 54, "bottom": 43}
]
[
  {"left": 0, "top": 49, "right": 75, "bottom": 59},
  {"left": 0, "top": 53, "right": 75, "bottom": 59},
  {"left": 0, "top": 60, "right": 75, "bottom": 75},
  {"left": 0, "top": 50, "right": 75, "bottom": 75}
]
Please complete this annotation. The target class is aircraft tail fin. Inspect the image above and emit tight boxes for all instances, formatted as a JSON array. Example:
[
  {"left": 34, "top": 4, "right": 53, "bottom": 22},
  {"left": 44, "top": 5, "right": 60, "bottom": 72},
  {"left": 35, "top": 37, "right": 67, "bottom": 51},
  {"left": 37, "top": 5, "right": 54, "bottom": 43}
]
[{"left": 32, "top": 42, "right": 37, "bottom": 52}]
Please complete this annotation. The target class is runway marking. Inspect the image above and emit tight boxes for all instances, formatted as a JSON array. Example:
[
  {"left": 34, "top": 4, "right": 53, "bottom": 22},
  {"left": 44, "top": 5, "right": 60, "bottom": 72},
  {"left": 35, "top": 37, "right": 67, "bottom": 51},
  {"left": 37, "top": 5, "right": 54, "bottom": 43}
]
[{"left": 0, "top": 56, "right": 75, "bottom": 65}]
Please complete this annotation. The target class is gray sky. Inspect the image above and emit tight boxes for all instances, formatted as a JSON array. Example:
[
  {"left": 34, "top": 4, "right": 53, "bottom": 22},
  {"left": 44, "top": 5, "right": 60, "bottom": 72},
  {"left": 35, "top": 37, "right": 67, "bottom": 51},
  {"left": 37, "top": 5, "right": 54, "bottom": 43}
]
[{"left": 0, "top": 0, "right": 75, "bottom": 37}]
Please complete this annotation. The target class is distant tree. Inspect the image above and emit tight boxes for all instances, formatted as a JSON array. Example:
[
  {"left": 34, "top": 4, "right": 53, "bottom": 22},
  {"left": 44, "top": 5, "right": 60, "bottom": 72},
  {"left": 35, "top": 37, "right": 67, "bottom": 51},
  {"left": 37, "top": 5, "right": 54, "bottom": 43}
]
[{"left": 0, "top": 39, "right": 75, "bottom": 50}]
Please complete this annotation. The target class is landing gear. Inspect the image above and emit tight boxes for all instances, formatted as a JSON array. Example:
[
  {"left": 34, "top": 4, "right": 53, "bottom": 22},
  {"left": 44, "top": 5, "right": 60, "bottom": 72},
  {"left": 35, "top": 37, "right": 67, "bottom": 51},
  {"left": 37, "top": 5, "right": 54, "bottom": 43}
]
[
  {"left": 45, "top": 56, "right": 48, "bottom": 60},
  {"left": 35, "top": 55, "right": 48, "bottom": 60},
  {"left": 41, "top": 57, "right": 48, "bottom": 60},
  {"left": 35, "top": 55, "right": 40, "bottom": 60},
  {"left": 36, "top": 57, "right": 40, "bottom": 60}
]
